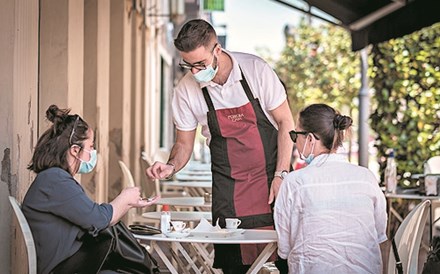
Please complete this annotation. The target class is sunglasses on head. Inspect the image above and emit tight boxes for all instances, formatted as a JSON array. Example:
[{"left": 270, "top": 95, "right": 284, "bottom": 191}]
[{"left": 289, "top": 130, "right": 320, "bottom": 143}]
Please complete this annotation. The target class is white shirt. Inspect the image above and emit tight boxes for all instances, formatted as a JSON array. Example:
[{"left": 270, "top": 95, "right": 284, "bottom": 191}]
[
  {"left": 172, "top": 50, "right": 286, "bottom": 143},
  {"left": 274, "top": 153, "right": 387, "bottom": 274}
]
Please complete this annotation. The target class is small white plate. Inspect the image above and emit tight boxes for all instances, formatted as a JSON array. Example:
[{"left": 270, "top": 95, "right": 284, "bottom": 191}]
[{"left": 164, "top": 231, "right": 190, "bottom": 238}]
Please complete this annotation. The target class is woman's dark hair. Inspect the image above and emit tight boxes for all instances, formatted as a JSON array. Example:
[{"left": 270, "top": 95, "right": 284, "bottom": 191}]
[
  {"left": 28, "top": 105, "right": 89, "bottom": 173},
  {"left": 299, "top": 103, "right": 353, "bottom": 151},
  {"left": 174, "top": 19, "right": 217, "bottom": 52}
]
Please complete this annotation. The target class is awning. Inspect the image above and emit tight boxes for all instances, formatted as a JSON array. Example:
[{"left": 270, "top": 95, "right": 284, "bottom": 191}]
[{"left": 274, "top": 0, "right": 440, "bottom": 51}]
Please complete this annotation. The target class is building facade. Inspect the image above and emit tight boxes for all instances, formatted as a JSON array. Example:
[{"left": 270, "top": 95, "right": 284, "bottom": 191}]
[{"left": 0, "top": 0, "right": 203, "bottom": 272}]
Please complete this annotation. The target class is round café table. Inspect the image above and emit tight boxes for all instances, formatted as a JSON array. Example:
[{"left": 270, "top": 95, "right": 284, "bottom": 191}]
[
  {"left": 134, "top": 229, "right": 277, "bottom": 274},
  {"left": 142, "top": 211, "right": 212, "bottom": 222},
  {"left": 175, "top": 173, "right": 212, "bottom": 182},
  {"left": 161, "top": 180, "right": 212, "bottom": 197},
  {"left": 156, "top": 197, "right": 211, "bottom": 210}
]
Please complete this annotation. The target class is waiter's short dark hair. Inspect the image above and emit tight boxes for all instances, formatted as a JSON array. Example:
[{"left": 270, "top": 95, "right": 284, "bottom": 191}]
[{"left": 174, "top": 19, "right": 217, "bottom": 52}]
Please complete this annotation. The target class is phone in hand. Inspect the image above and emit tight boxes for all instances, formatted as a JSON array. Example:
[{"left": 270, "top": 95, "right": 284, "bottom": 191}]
[{"left": 141, "top": 196, "right": 157, "bottom": 202}]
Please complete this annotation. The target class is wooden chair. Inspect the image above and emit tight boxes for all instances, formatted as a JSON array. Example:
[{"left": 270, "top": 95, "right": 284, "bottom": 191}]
[
  {"left": 9, "top": 196, "right": 37, "bottom": 274},
  {"left": 388, "top": 199, "right": 431, "bottom": 274},
  {"left": 118, "top": 160, "right": 151, "bottom": 225},
  {"left": 424, "top": 156, "right": 440, "bottom": 234},
  {"left": 424, "top": 156, "right": 440, "bottom": 174}
]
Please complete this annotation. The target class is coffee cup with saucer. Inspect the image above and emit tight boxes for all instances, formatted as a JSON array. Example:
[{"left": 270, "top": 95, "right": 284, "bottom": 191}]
[{"left": 225, "top": 218, "right": 241, "bottom": 230}]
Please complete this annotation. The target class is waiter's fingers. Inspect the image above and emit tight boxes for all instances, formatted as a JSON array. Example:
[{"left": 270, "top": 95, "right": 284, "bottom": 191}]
[
  {"left": 268, "top": 188, "right": 275, "bottom": 204},
  {"left": 268, "top": 178, "right": 282, "bottom": 204}
]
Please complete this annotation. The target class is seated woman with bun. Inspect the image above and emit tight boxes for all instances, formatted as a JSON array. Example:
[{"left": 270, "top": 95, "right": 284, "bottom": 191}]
[
  {"left": 22, "top": 105, "right": 158, "bottom": 274},
  {"left": 274, "top": 103, "right": 387, "bottom": 274}
]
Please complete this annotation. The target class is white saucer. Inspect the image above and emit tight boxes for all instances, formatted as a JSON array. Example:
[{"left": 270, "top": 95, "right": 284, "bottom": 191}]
[
  {"left": 225, "top": 228, "right": 242, "bottom": 231},
  {"left": 225, "top": 228, "right": 244, "bottom": 234},
  {"left": 164, "top": 231, "right": 190, "bottom": 238}
]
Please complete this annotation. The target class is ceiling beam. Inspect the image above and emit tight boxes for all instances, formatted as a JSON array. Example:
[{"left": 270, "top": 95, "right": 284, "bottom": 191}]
[
  {"left": 349, "top": 0, "right": 407, "bottom": 31},
  {"left": 271, "top": 0, "right": 343, "bottom": 27}
]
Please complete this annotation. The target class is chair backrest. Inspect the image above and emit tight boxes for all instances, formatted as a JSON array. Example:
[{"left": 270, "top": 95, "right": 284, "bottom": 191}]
[
  {"left": 388, "top": 199, "right": 431, "bottom": 274},
  {"left": 424, "top": 156, "right": 440, "bottom": 174},
  {"left": 118, "top": 160, "right": 135, "bottom": 188},
  {"left": 9, "top": 196, "right": 37, "bottom": 274}
]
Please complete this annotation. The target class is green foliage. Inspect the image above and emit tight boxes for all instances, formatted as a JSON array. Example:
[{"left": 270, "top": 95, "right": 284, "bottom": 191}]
[
  {"left": 275, "top": 18, "right": 361, "bottom": 121},
  {"left": 370, "top": 23, "right": 440, "bottom": 183},
  {"left": 275, "top": 18, "right": 440, "bottom": 182}
]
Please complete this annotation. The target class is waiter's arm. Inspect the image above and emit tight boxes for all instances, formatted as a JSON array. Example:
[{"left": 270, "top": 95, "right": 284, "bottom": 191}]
[
  {"left": 146, "top": 129, "right": 196, "bottom": 179},
  {"left": 167, "top": 129, "right": 197, "bottom": 172},
  {"left": 268, "top": 100, "right": 294, "bottom": 204}
]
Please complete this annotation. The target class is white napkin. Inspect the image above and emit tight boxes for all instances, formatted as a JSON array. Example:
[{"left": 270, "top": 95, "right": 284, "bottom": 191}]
[{"left": 192, "top": 218, "right": 221, "bottom": 232}]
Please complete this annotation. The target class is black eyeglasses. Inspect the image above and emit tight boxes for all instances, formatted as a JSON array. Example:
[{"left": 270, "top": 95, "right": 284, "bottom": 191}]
[
  {"left": 179, "top": 43, "right": 218, "bottom": 70},
  {"left": 289, "top": 130, "right": 308, "bottom": 143}
]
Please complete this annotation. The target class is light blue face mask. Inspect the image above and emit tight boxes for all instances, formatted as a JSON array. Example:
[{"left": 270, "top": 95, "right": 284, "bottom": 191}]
[
  {"left": 304, "top": 153, "right": 315, "bottom": 165},
  {"left": 193, "top": 56, "right": 218, "bottom": 83},
  {"left": 77, "top": 149, "right": 97, "bottom": 174},
  {"left": 300, "top": 136, "right": 315, "bottom": 165}
]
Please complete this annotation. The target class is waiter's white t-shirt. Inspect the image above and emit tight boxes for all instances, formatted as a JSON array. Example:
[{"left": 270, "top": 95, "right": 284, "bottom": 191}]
[{"left": 172, "top": 50, "right": 287, "bottom": 143}]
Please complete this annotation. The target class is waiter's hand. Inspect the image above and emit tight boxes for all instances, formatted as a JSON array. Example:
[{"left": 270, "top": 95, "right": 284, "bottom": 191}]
[
  {"left": 146, "top": 161, "right": 175, "bottom": 179},
  {"left": 268, "top": 177, "right": 283, "bottom": 204}
]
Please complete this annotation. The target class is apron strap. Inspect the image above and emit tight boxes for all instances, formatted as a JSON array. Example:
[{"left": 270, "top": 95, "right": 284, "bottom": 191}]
[
  {"left": 202, "top": 66, "right": 254, "bottom": 113},
  {"left": 239, "top": 69, "right": 256, "bottom": 102},
  {"left": 202, "top": 87, "right": 215, "bottom": 112}
]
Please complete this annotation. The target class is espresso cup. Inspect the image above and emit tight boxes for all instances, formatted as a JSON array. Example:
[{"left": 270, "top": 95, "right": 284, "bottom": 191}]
[
  {"left": 171, "top": 221, "right": 186, "bottom": 232},
  {"left": 225, "top": 218, "right": 241, "bottom": 229}
]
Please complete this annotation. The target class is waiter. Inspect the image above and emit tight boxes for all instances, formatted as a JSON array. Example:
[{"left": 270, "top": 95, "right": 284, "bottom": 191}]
[{"left": 146, "top": 19, "right": 294, "bottom": 274}]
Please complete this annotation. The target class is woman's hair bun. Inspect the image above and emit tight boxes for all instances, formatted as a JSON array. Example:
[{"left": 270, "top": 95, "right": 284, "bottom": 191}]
[
  {"left": 333, "top": 114, "right": 353, "bottom": 130},
  {"left": 46, "top": 104, "right": 70, "bottom": 123}
]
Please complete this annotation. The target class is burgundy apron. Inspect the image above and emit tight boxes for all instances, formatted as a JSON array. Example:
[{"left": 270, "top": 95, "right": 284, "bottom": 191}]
[{"left": 202, "top": 70, "right": 278, "bottom": 268}]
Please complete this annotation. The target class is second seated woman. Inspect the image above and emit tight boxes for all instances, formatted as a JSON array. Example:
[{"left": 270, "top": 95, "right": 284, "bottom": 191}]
[{"left": 274, "top": 103, "right": 387, "bottom": 274}]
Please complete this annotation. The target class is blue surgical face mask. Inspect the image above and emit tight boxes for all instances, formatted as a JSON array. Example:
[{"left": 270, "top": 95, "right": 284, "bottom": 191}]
[
  {"left": 77, "top": 149, "right": 97, "bottom": 174},
  {"left": 300, "top": 136, "right": 315, "bottom": 165},
  {"left": 304, "top": 153, "right": 315, "bottom": 165},
  {"left": 193, "top": 56, "right": 218, "bottom": 83}
]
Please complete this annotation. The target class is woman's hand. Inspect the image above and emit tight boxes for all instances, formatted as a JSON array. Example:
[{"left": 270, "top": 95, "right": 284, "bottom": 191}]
[
  {"left": 119, "top": 187, "right": 160, "bottom": 208},
  {"left": 110, "top": 187, "right": 160, "bottom": 225},
  {"left": 132, "top": 195, "right": 160, "bottom": 208}
]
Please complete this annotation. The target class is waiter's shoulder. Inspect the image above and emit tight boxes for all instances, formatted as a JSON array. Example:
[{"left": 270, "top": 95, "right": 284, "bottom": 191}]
[
  {"left": 174, "top": 72, "right": 200, "bottom": 93},
  {"left": 230, "top": 51, "right": 268, "bottom": 67}
]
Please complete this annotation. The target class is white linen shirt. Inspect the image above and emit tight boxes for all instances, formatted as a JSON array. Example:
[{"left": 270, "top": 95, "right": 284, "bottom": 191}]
[
  {"left": 274, "top": 153, "right": 387, "bottom": 274},
  {"left": 172, "top": 50, "right": 286, "bottom": 143}
]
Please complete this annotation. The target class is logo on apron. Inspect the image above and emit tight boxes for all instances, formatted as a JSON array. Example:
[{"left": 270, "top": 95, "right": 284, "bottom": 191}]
[{"left": 227, "top": 113, "right": 244, "bottom": 122}]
